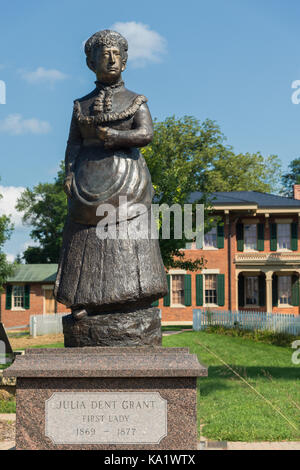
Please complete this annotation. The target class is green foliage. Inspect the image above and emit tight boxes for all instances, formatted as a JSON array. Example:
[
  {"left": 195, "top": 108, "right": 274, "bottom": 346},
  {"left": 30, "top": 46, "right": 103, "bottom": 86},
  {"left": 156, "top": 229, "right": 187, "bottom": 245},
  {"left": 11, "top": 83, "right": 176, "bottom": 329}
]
[
  {"left": 204, "top": 325, "right": 300, "bottom": 347},
  {"left": 0, "top": 400, "right": 16, "bottom": 414},
  {"left": 16, "top": 163, "right": 67, "bottom": 263},
  {"left": 142, "top": 117, "right": 227, "bottom": 205},
  {"left": 281, "top": 158, "right": 300, "bottom": 197},
  {"left": 15, "top": 254, "right": 22, "bottom": 264},
  {"left": 205, "top": 152, "right": 282, "bottom": 193}
]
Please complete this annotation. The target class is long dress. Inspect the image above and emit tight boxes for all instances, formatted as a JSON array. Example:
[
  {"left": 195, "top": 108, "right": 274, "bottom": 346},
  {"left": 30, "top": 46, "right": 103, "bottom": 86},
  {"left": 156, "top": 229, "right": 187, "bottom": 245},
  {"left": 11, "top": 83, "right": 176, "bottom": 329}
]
[{"left": 54, "top": 80, "right": 167, "bottom": 313}]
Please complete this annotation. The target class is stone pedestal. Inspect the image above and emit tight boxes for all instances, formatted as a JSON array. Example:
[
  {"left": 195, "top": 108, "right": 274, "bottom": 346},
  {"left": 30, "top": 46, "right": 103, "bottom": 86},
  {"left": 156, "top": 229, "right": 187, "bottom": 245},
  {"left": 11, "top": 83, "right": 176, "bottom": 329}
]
[
  {"left": 4, "top": 347, "right": 207, "bottom": 450},
  {"left": 63, "top": 307, "right": 162, "bottom": 347}
]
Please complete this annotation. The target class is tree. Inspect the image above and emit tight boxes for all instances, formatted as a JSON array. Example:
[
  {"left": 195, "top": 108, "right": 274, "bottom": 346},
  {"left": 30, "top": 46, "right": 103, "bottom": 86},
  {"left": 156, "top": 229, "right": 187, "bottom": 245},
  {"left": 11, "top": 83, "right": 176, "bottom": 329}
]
[
  {"left": 281, "top": 158, "right": 300, "bottom": 197},
  {"left": 204, "top": 152, "right": 282, "bottom": 193},
  {"left": 15, "top": 254, "right": 23, "bottom": 264},
  {"left": 16, "top": 163, "right": 67, "bottom": 263},
  {"left": 0, "top": 187, "right": 14, "bottom": 290}
]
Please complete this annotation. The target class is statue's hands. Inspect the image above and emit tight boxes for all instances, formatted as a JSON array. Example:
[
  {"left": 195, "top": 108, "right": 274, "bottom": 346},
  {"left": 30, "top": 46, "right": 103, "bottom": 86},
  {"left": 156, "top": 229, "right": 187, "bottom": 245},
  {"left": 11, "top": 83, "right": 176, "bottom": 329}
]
[
  {"left": 95, "top": 126, "right": 111, "bottom": 142},
  {"left": 64, "top": 174, "right": 73, "bottom": 197},
  {"left": 96, "top": 126, "right": 118, "bottom": 149}
]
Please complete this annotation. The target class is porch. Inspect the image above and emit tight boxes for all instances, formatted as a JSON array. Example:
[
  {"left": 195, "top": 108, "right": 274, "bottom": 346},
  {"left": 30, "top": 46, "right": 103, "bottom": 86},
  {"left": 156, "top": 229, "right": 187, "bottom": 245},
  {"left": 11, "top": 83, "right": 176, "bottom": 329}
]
[{"left": 235, "top": 269, "right": 300, "bottom": 313}]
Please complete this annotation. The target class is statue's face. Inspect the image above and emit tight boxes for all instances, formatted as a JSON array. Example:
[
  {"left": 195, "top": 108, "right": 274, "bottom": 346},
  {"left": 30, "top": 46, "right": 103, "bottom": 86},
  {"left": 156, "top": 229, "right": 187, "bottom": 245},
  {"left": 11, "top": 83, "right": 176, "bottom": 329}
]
[{"left": 94, "top": 46, "right": 125, "bottom": 83}]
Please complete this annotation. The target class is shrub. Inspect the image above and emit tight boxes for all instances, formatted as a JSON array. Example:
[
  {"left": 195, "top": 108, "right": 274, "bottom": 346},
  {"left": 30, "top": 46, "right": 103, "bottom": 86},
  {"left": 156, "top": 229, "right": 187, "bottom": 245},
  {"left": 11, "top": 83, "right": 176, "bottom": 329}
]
[{"left": 204, "top": 325, "right": 300, "bottom": 347}]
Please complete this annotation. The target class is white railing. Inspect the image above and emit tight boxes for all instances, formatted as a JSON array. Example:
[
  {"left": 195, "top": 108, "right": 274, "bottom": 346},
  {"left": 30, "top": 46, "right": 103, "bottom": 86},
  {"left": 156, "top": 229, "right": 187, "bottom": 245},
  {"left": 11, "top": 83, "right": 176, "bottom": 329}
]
[
  {"left": 30, "top": 314, "right": 68, "bottom": 337},
  {"left": 193, "top": 309, "right": 300, "bottom": 335},
  {"left": 235, "top": 252, "right": 300, "bottom": 264}
]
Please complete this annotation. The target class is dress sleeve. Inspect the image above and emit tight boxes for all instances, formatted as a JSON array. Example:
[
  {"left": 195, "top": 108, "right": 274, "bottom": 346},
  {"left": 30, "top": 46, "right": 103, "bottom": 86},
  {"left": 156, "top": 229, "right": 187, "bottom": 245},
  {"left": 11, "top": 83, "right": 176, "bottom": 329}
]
[
  {"left": 65, "top": 105, "right": 83, "bottom": 175},
  {"left": 104, "top": 103, "right": 154, "bottom": 149}
]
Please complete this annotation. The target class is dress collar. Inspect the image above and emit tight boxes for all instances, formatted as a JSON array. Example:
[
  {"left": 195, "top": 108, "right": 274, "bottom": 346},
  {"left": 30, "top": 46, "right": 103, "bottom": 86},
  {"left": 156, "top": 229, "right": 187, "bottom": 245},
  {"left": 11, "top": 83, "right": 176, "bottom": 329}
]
[{"left": 94, "top": 79, "right": 124, "bottom": 92}]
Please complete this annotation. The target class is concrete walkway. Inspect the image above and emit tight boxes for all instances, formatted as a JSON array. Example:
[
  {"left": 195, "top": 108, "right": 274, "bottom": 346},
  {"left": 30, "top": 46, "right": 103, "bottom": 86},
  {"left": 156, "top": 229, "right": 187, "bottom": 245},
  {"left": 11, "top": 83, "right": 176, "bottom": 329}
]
[
  {"left": 0, "top": 413, "right": 15, "bottom": 450},
  {"left": 228, "top": 441, "right": 300, "bottom": 450},
  {"left": 0, "top": 414, "right": 15, "bottom": 422},
  {"left": 0, "top": 441, "right": 15, "bottom": 450},
  {"left": 199, "top": 439, "right": 300, "bottom": 451}
]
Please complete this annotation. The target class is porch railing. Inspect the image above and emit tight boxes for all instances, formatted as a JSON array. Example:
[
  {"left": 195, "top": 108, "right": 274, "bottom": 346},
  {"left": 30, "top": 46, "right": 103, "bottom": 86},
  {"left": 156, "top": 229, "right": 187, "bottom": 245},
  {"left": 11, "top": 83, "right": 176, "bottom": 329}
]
[
  {"left": 235, "top": 252, "right": 300, "bottom": 263},
  {"left": 193, "top": 309, "right": 300, "bottom": 335}
]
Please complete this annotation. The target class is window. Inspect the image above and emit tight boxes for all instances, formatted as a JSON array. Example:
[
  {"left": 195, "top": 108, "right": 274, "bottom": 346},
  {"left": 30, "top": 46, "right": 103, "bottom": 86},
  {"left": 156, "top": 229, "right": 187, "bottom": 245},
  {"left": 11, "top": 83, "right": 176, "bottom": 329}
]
[
  {"left": 278, "top": 276, "right": 292, "bottom": 305},
  {"left": 277, "top": 224, "right": 291, "bottom": 250},
  {"left": 204, "top": 227, "right": 217, "bottom": 249},
  {"left": 171, "top": 275, "right": 185, "bottom": 305},
  {"left": 244, "top": 224, "right": 257, "bottom": 250},
  {"left": 12, "top": 285, "right": 25, "bottom": 309},
  {"left": 245, "top": 276, "right": 259, "bottom": 306},
  {"left": 185, "top": 225, "right": 220, "bottom": 250},
  {"left": 205, "top": 274, "right": 217, "bottom": 305}
]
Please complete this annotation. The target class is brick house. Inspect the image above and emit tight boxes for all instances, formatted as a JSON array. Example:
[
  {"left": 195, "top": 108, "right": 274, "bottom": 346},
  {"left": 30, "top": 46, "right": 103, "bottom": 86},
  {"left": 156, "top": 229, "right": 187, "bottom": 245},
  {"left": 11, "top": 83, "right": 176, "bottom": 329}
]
[
  {"left": 0, "top": 264, "right": 69, "bottom": 328},
  {"left": 1, "top": 188, "right": 300, "bottom": 327},
  {"left": 158, "top": 186, "right": 300, "bottom": 324}
]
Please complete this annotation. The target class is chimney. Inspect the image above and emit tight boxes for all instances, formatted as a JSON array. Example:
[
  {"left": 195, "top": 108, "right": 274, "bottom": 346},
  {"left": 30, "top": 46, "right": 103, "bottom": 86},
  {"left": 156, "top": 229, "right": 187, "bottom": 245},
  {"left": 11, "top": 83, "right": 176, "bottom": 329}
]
[{"left": 294, "top": 184, "right": 300, "bottom": 200}]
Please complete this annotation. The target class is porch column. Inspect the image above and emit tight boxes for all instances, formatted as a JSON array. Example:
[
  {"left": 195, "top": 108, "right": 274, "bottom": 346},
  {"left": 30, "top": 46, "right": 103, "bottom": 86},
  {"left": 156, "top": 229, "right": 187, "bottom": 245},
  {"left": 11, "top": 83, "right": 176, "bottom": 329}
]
[
  {"left": 235, "top": 269, "right": 241, "bottom": 310},
  {"left": 265, "top": 271, "right": 273, "bottom": 313},
  {"left": 296, "top": 270, "right": 300, "bottom": 314}
]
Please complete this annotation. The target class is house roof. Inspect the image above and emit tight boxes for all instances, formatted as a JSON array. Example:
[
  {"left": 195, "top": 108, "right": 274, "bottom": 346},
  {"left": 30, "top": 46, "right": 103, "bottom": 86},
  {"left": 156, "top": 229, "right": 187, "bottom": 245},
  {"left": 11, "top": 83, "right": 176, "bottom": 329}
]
[
  {"left": 189, "top": 191, "right": 300, "bottom": 209},
  {"left": 7, "top": 264, "right": 58, "bottom": 283}
]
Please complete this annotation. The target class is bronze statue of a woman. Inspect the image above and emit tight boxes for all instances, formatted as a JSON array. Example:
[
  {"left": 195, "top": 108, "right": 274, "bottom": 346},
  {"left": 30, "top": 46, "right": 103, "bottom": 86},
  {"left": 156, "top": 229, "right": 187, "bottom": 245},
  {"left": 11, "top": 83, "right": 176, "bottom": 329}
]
[{"left": 54, "top": 29, "right": 167, "bottom": 332}]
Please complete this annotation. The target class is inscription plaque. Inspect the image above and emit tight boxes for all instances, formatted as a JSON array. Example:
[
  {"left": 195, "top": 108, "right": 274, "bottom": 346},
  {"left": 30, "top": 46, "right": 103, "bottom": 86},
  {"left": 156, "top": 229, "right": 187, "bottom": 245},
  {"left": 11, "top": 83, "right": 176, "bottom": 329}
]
[{"left": 45, "top": 392, "right": 167, "bottom": 445}]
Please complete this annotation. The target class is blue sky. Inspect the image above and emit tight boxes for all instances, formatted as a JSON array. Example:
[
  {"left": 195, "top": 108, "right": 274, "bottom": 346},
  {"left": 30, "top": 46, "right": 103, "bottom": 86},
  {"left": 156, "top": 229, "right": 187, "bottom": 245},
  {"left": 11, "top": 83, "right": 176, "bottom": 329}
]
[{"left": 1, "top": 0, "right": 300, "bottom": 259}]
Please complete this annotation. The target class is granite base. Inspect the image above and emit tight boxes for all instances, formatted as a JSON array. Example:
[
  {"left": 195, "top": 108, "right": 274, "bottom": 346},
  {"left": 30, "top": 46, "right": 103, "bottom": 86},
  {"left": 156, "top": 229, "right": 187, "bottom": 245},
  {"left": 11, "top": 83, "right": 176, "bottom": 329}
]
[{"left": 4, "top": 347, "right": 207, "bottom": 450}]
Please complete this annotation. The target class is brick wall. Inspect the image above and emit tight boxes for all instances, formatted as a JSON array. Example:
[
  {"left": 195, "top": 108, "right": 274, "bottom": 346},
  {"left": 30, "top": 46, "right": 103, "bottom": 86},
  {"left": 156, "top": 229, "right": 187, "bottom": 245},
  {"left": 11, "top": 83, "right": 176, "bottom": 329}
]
[
  {"left": 160, "top": 221, "right": 230, "bottom": 322},
  {"left": 1, "top": 283, "right": 70, "bottom": 328},
  {"left": 160, "top": 214, "right": 300, "bottom": 322}
]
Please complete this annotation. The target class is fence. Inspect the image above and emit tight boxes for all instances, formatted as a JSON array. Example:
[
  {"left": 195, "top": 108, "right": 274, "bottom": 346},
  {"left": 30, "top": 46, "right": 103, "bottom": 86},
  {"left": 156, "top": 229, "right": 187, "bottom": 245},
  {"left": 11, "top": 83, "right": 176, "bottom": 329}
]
[
  {"left": 193, "top": 309, "right": 300, "bottom": 336},
  {"left": 30, "top": 314, "right": 68, "bottom": 337}
]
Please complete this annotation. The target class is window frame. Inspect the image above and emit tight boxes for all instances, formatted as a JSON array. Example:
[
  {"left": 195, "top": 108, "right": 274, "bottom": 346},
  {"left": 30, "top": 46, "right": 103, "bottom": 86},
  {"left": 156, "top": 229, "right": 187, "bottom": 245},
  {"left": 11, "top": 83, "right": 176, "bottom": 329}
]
[
  {"left": 277, "top": 223, "right": 292, "bottom": 252},
  {"left": 203, "top": 226, "right": 218, "bottom": 250},
  {"left": 244, "top": 223, "right": 258, "bottom": 252},
  {"left": 184, "top": 224, "right": 220, "bottom": 251},
  {"left": 244, "top": 275, "right": 259, "bottom": 307},
  {"left": 170, "top": 274, "right": 185, "bottom": 308},
  {"left": 204, "top": 274, "right": 218, "bottom": 307},
  {"left": 277, "top": 275, "right": 292, "bottom": 307},
  {"left": 11, "top": 284, "right": 26, "bottom": 311}
]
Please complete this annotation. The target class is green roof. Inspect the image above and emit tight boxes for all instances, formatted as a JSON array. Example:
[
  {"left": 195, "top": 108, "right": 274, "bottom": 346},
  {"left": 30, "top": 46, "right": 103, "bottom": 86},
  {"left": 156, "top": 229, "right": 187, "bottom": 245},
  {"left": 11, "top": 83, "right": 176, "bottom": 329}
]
[{"left": 7, "top": 264, "right": 58, "bottom": 283}]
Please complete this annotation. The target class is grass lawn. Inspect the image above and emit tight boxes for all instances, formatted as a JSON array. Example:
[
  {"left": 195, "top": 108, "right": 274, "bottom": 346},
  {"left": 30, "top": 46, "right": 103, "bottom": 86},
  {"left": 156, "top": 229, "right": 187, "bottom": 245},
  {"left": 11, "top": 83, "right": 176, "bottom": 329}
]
[
  {"left": 163, "top": 331, "right": 300, "bottom": 442},
  {"left": 30, "top": 342, "right": 64, "bottom": 349},
  {"left": 161, "top": 325, "right": 192, "bottom": 332},
  {"left": 0, "top": 398, "right": 15, "bottom": 414}
]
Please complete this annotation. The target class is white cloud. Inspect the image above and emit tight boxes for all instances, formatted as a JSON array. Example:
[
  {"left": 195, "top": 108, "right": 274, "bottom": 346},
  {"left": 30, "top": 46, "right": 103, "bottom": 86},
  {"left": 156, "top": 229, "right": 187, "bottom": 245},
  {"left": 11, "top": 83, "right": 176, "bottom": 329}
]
[
  {"left": 22, "top": 240, "right": 39, "bottom": 251},
  {"left": 5, "top": 240, "right": 38, "bottom": 263},
  {"left": 0, "top": 114, "right": 51, "bottom": 135},
  {"left": 110, "top": 22, "right": 167, "bottom": 68},
  {"left": 0, "top": 185, "right": 25, "bottom": 227},
  {"left": 19, "top": 66, "right": 68, "bottom": 84},
  {"left": 6, "top": 253, "right": 15, "bottom": 263}
]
